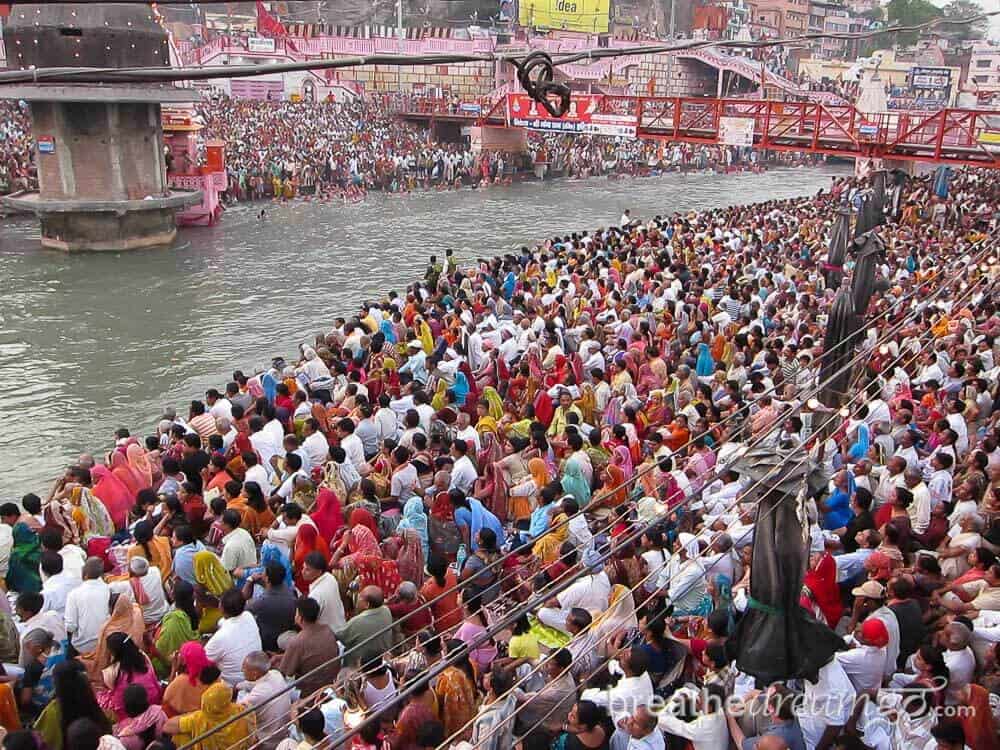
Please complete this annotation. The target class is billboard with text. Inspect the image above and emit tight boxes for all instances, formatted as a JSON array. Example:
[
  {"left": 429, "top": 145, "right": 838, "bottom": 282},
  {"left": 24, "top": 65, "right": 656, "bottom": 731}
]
[
  {"left": 518, "top": 0, "right": 610, "bottom": 33},
  {"left": 507, "top": 94, "right": 637, "bottom": 137}
]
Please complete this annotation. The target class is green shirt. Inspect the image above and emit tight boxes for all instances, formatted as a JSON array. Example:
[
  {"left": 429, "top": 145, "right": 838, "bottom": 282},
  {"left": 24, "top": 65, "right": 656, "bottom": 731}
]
[{"left": 334, "top": 605, "right": 393, "bottom": 668}]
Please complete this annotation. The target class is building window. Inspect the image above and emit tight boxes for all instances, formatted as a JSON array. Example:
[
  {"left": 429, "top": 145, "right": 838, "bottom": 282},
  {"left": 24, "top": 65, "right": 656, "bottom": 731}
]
[
  {"left": 973, "top": 75, "right": 989, "bottom": 83},
  {"left": 977, "top": 59, "right": 991, "bottom": 68}
]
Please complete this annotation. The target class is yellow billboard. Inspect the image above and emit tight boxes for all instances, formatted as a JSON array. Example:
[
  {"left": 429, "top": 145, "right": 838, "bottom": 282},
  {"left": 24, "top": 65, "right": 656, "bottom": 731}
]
[{"left": 519, "top": 0, "right": 610, "bottom": 33}]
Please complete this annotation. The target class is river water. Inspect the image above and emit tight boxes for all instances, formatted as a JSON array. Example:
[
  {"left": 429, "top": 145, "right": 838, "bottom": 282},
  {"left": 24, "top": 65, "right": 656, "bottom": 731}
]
[{"left": 0, "top": 164, "right": 848, "bottom": 497}]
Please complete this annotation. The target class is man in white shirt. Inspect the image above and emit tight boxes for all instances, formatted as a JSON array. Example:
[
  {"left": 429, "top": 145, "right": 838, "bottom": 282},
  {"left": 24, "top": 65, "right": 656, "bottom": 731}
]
[
  {"left": 454, "top": 412, "right": 482, "bottom": 455},
  {"left": 205, "top": 589, "right": 263, "bottom": 687},
  {"left": 243, "top": 452, "right": 272, "bottom": 493},
  {"left": 796, "top": 657, "right": 857, "bottom": 750},
  {"left": 250, "top": 417, "right": 280, "bottom": 476},
  {"left": 236, "top": 651, "right": 292, "bottom": 750},
  {"left": 301, "top": 418, "right": 330, "bottom": 468},
  {"left": 272, "top": 453, "right": 309, "bottom": 502},
  {"left": 656, "top": 684, "right": 729, "bottom": 750},
  {"left": 219, "top": 510, "right": 258, "bottom": 574},
  {"left": 335, "top": 418, "right": 368, "bottom": 474},
  {"left": 0, "top": 519, "right": 13, "bottom": 582},
  {"left": 64, "top": 558, "right": 110, "bottom": 655},
  {"left": 265, "top": 503, "right": 316, "bottom": 555},
  {"left": 39, "top": 553, "right": 75, "bottom": 617},
  {"left": 538, "top": 550, "right": 611, "bottom": 632},
  {"left": 206, "top": 389, "right": 233, "bottom": 421},
  {"left": 302, "top": 553, "right": 347, "bottom": 632},
  {"left": 581, "top": 647, "right": 653, "bottom": 724},
  {"left": 449, "top": 439, "right": 479, "bottom": 495},
  {"left": 836, "top": 618, "right": 889, "bottom": 693},
  {"left": 904, "top": 468, "right": 932, "bottom": 535},
  {"left": 945, "top": 400, "right": 970, "bottom": 456},
  {"left": 110, "top": 557, "right": 170, "bottom": 625}
]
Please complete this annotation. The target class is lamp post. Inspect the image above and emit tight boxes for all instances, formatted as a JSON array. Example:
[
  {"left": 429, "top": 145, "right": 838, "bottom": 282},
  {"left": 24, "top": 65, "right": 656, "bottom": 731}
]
[{"left": 397, "top": 0, "right": 404, "bottom": 91}]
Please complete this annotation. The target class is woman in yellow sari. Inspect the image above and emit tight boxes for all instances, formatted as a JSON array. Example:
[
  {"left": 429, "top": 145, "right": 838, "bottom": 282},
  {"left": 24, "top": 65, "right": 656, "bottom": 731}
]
[
  {"left": 415, "top": 316, "right": 434, "bottom": 354},
  {"left": 574, "top": 383, "right": 597, "bottom": 425},
  {"left": 193, "top": 551, "right": 232, "bottom": 634},
  {"left": 532, "top": 511, "right": 568, "bottom": 564},
  {"left": 164, "top": 681, "right": 254, "bottom": 750}
]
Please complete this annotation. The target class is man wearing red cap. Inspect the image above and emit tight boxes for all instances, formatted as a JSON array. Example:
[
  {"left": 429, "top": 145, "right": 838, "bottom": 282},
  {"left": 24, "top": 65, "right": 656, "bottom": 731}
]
[{"left": 836, "top": 617, "right": 890, "bottom": 693}]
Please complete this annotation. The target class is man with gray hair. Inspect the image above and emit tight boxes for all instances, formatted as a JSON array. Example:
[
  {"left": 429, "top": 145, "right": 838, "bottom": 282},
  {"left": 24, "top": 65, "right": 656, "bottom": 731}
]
[
  {"left": 109, "top": 556, "right": 169, "bottom": 624},
  {"left": 236, "top": 650, "right": 292, "bottom": 750},
  {"left": 64, "top": 557, "right": 110, "bottom": 655},
  {"left": 387, "top": 581, "right": 432, "bottom": 639}
]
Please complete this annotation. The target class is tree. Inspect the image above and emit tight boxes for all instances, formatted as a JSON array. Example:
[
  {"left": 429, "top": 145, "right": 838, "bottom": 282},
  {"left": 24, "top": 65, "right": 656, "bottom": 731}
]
[
  {"left": 940, "top": 0, "right": 988, "bottom": 42},
  {"left": 885, "top": 0, "right": 942, "bottom": 45}
]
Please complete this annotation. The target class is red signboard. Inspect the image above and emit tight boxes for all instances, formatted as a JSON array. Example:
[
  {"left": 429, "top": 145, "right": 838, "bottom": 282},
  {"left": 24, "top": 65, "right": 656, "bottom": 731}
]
[{"left": 506, "top": 93, "right": 637, "bottom": 137}]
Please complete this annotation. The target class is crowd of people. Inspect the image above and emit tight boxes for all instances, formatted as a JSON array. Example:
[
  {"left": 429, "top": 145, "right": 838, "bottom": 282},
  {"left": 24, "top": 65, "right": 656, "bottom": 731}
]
[
  {"left": 199, "top": 97, "right": 790, "bottom": 203},
  {"left": 0, "top": 101, "right": 36, "bottom": 197},
  {"left": 1, "top": 164, "right": 1000, "bottom": 750}
]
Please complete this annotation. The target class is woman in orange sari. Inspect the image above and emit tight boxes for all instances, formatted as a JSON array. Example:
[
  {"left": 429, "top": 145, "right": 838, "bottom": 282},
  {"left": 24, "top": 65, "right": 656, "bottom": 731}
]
[
  {"left": 593, "top": 464, "right": 628, "bottom": 517},
  {"left": 292, "top": 525, "right": 330, "bottom": 595},
  {"left": 240, "top": 483, "right": 276, "bottom": 540}
]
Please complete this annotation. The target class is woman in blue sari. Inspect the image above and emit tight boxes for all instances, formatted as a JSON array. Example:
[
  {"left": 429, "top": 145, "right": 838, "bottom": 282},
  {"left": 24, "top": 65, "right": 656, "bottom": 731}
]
[
  {"left": 379, "top": 318, "right": 398, "bottom": 345},
  {"left": 451, "top": 493, "right": 505, "bottom": 552},
  {"left": 396, "top": 497, "right": 429, "bottom": 558},
  {"left": 560, "top": 458, "right": 591, "bottom": 507},
  {"left": 845, "top": 419, "right": 871, "bottom": 464},
  {"left": 451, "top": 371, "right": 470, "bottom": 407},
  {"left": 237, "top": 540, "right": 292, "bottom": 594},
  {"left": 695, "top": 342, "right": 715, "bottom": 379}
]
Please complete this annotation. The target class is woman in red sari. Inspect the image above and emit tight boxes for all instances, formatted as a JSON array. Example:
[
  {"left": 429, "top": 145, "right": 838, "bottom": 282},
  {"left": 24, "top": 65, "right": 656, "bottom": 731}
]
[
  {"left": 311, "top": 488, "right": 344, "bottom": 547},
  {"left": 800, "top": 548, "right": 842, "bottom": 628},
  {"left": 293, "top": 524, "right": 330, "bottom": 594}
]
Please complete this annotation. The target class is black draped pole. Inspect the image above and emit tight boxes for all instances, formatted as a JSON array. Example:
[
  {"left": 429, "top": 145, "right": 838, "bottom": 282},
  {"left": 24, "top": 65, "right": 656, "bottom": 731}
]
[
  {"left": 731, "top": 445, "right": 843, "bottom": 685},
  {"left": 823, "top": 206, "right": 851, "bottom": 291}
]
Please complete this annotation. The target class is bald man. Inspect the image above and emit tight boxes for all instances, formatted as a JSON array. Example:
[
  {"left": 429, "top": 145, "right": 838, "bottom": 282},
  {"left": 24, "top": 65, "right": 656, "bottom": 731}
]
[{"left": 334, "top": 585, "right": 393, "bottom": 669}]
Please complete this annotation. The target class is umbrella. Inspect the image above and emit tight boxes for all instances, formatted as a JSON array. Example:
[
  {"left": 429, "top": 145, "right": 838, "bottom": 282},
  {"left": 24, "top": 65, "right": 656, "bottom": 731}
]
[
  {"left": 731, "top": 443, "right": 843, "bottom": 684},
  {"left": 823, "top": 206, "right": 851, "bottom": 290},
  {"left": 850, "top": 231, "right": 887, "bottom": 317},
  {"left": 818, "top": 284, "right": 860, "bottom": 408}
]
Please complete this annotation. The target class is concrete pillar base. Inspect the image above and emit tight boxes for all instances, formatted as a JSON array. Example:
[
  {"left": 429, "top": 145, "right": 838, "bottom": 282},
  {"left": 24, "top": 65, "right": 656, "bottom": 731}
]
[{"left": 38, "top": 207, "right": 179, "bottom": 252}]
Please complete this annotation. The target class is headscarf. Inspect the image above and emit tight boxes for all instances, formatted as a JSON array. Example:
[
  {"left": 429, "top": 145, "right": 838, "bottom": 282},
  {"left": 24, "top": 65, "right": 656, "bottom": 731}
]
[
  {"left": 344, "top": 524, "right": 380, "bottom": 564},
  {"left": 528, "top": 458, "right": 550, "bottom": 490},
  {"left": 110, "top": 451, "right": 143, "bottom": 497},
  {"left": 612, "top": 445, "right": 635, "bottom": 481},
  {"left": 72, "top": 485, "right": 116, "bottom": 539},
  {"left": 599, "top": 464, "right": 628, "bottom": 509},
  {"left": 695, "top": 342, "right": 715, "bottom": 378},
  {"left": 348, "top": 508, "right": 378, "bottom": 538},
  {"left": 292, "top": 525, "right": 330, "bottom": 593},
  {"left": 482, "top": 387, "right": 504, "bottom": 420},
  {"left": 179, "top": 641, "right": 214, "bottom": 686},
  {"left": 88, "top": 594, "right": 145, "bottom": 677},
  {"left": 561, "top": 458, "right": 592, "bottom": 506},
  {"left": 91, "top": 465, "right": 134, "bottom": 531},
  {"left": 847, "top": 420, "right": 871, "bottom": 463},
  {"left": 126, "top": 444, "right": 153, "bottom": 489},
  {"left": 181, "top": 682, "right": 253, "bottom": 750},
  {"left": 593, "top": 585, "right": 639, "bottom": 646},
  {"left": 193, "top": 551, "right": 233, "bottom": 598},
  {"left": 397, "top": 497, "right": 429, "bottom": 558},
  {"left": 311, "top": 488, "right": 344, "bottom": 545}
]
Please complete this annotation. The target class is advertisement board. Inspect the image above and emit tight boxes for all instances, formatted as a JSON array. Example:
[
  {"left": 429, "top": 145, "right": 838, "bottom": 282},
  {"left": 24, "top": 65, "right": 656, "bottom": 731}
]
[
  {"left": 718, "top": 117, "right": 754, "bottom": 147},
  {"left": 247, "top": 36, "right": 277, "bottom": 54},
  {"left": 518, "top": 0, "right": 610, "bottom": 34},
  {"left": 507, "top": 94, "right": 637, "bottom": 137},
  {"left": 888, "top": 66, "right": 954, "bottom": 110}
]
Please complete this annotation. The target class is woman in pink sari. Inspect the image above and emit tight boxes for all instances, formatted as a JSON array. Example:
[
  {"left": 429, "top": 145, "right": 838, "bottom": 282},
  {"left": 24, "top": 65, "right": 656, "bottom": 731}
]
[
  {"left": 91, "top": 465, "right": 134, "bottom": 531},
  {"left": 330, "top": 509, "right": 380, "bottom": 568},
  {"left": 611, "top": 445, "right": 634, "bottom": 481},
  {"left": 110, "top": 451, "right": 142, "bottom": 497},
  {"left": 126, "top": 443, "right": 153, "bottom": 491}
]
